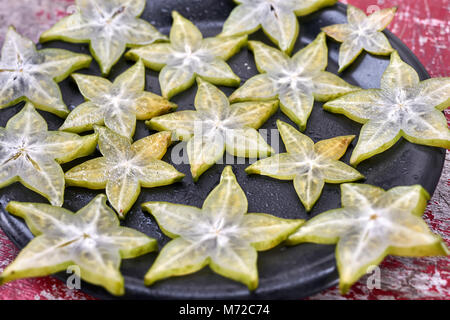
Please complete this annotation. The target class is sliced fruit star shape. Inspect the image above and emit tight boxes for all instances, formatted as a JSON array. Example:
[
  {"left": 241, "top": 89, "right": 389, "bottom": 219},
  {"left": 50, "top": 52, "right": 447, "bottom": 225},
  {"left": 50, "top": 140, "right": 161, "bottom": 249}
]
[
  {"left": 60, "top": 60, "right": 176, "bottom": 139},
  {"left": 230, "top": 33, "right": 359, "bottom": 130},
  {"left": 287, "top": 183, "right": 449, "bottom": 293},
  {"left": 323, "top": 5, "right": 397, "bottom": 72},
  {"left": 147, "top": 79, "right": 278, "bottom": 181},
  {"left": 325, "top": 51, "right": 450, "bottom": 166},
  {"left": 65, "top": 126, "right": 184, "bottom": 218},
  {"left": 221, "top": 0, "right": 337, "bottom": 53},
  {"left": 142, "top": 166, "right": 303, "bottom": 289},
  {"left": 126, "top": 11, "right": 247, "bottom": 99},
  {"left": 0, "top": 103, "right": 97, "bottom": 206},
  {"left": 40, "top": 0, "right": 167, "bottom": 75},
  {"left": 0, "top": 194, "right": 157, "bottom": 296},
  {"left": 246, "top": 121, "right": 364, "bottom": 211},
  {"left": 0, "top": 26, "right": 91, "bottom": 117}
]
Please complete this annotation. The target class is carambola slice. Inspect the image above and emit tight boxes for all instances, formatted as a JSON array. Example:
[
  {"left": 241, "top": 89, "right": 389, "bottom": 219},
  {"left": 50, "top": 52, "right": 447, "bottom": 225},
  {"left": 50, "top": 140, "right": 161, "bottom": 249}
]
[
  {"left": 323, "top": 5, "right": 397, "bottom": 72},
  {"left": 324, "top": 51, "right": 450, "bottom": 166},
  {"left": 0, "top": 26, "right": 91, "bottom": 117},
  {"left": 60, "top": 60, "right": 176, "bottom": 139},
  {"left": 147, "top": 79, "right": 278, "bottom": 181},
  {"left": 246, "top": 121, "right": 363, "bottom": 211},
  {"left": 230, "top": 33, "right": 359, "bottom": 130},
  {"left": 40, "top": 0, "right": 167, "bottom": 75},
  {"left": 126, "top": 11, "right": 246, "bottom": 99},
  {"left": 221, "top": 0, "right": 337, "bottom": 54}
]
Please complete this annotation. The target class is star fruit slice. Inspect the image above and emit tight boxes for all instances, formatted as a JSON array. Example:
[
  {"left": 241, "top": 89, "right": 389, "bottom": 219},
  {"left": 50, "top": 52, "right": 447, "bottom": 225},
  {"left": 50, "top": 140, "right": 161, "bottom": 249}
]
[
  {"left": 323, "top": 5, "right": 397, "bottom": 72},
  {"left": 230, "top": 33, "right": 359, "bottom": 130},
  {"left": 0, "top": 194, "right": 157, "bottom": 295},
  {"left": 287, "top": 183, "right": 449, "bottom": 294},
  {"left": 126, "top": 11, "right": 246, "bottom": 99},
  {"left": 40, "top": 0, "right": 167, "bottom": 75},
  {"left": 246, "top": 121, "right": 364, "bottom": 211},
  {"left": 65, "top": 126, "right": 184, "bottom": 218},
  {"left": 0, "top": 103, "right": 97, "bottom": 206},
  {"left": 60, "top": 59, "right": 176, "bottom": 139},
  {"left": 324, "top": 51, "right": 450, "bottom": 166},
  {"left": 142, "top": 166, "right": 303, "bottom": 289},
  {"left": 147, "top": 78, "right": 278, "bottom": 181},
  {"left": 221, "top": 0, "right": 337, "bottom": 54},
  {"left": 0, "top": 26, "right": 91, "bottom": 117}
]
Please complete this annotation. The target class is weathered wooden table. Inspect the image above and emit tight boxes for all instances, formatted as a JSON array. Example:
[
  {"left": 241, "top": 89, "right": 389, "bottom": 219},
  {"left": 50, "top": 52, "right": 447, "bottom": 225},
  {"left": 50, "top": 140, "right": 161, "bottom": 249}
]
[{"left": 0, "top": 0, "right": 447, "bottom": 300}]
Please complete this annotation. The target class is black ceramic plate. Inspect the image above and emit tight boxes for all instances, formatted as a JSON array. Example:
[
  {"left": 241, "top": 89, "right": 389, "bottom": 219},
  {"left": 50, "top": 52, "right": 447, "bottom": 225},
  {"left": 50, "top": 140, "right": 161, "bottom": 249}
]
[{"left": 0, "top": 1, "right": 446, "bottom": 300}]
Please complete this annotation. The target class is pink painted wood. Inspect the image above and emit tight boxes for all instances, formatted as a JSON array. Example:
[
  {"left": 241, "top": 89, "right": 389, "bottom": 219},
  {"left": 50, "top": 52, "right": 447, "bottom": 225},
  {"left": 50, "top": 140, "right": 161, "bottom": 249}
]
[{"left": 0, "top": 0, "right": 447, "bottom": 300}]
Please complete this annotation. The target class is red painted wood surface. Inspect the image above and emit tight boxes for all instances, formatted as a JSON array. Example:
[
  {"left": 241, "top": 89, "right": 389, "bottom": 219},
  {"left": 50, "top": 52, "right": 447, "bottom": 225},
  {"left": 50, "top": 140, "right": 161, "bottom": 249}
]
[{"left": 0, "top": 0, "right": 448, "bottom": 300}]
